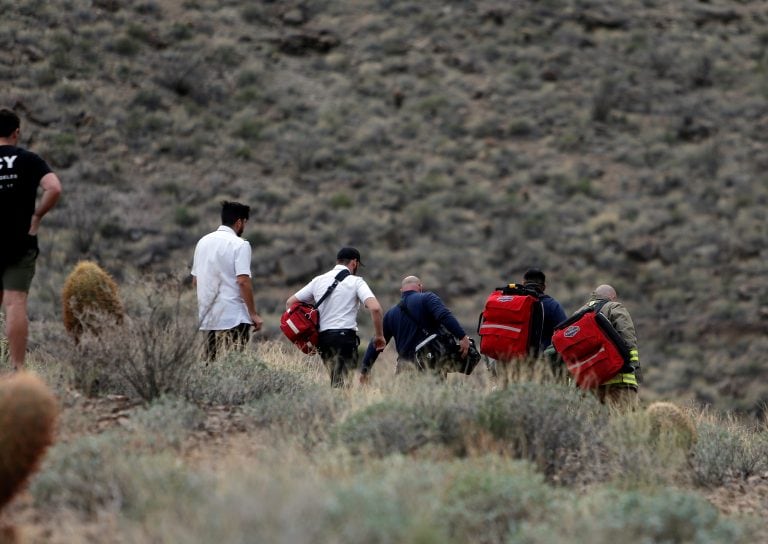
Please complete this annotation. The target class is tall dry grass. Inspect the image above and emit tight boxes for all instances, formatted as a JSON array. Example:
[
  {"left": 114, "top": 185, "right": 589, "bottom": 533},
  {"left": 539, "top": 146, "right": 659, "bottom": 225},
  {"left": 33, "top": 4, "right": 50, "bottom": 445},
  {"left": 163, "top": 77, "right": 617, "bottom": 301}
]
[{"left": 5, "top": 339, "right": 759, "bottom": 542}]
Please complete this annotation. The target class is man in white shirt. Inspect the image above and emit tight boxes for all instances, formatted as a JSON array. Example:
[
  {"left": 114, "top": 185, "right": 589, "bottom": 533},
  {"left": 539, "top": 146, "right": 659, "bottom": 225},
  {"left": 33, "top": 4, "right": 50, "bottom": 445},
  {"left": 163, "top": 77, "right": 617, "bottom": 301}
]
[
  {"left": 286, "top": 247, "right": 385, "bottom": 387},
  {"left": 192, "top": 201, "right": 263, "bottom": 360}
]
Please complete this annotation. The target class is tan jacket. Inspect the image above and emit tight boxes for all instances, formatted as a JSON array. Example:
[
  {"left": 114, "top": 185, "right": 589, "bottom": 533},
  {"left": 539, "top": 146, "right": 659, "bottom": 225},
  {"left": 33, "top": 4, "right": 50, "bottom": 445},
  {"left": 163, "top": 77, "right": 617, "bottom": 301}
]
[
  {"left": 582, "top": 297, "right": 638, "bottom": 353},
  {"left": 580, "top": 295, "right": 640, "bottom": 384}
]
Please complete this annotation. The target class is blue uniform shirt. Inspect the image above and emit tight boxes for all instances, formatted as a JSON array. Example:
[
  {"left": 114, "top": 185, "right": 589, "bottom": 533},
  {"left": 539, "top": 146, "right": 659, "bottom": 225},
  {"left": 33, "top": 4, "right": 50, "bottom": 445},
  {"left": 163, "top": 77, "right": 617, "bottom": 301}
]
[
  {"left": 360, "top": 291, "right": 465, "bottom": 373},
  {"left": 539, "top": 293, "right": 567, "bottom": 350}
]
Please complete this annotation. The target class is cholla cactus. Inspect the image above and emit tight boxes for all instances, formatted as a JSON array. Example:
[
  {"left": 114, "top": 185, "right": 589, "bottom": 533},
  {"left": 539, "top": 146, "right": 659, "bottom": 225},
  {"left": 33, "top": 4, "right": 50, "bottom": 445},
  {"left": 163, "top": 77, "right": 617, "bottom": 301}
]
[
  {"left": 61, "top": 261, "right": 124, "bottom": 341},
  {"left": 646, "top": 401, "right": 698, "bottom": 452},
  {"left": 0, "top": 372, "right": 59, "bottom": 513}
]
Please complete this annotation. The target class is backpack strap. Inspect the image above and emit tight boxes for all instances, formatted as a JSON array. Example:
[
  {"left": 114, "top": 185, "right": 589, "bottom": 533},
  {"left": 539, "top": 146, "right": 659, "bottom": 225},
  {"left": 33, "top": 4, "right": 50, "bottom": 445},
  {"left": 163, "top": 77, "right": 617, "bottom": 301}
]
[
  {"left": 314, "top": 269, "right": 351, "bottom": 309},
  {"left": 588, "top": 299, "right": 635, "bottom": 373}
]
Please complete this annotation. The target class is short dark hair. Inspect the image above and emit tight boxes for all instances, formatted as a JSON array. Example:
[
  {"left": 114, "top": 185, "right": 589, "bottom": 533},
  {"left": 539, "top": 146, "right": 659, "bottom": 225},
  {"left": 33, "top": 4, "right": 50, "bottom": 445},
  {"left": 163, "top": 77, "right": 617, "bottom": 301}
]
[
  {"left": 0, "top": 108, "right": 20, "bottom": 138},
  {"left": 220, "top": 201, "right": 250, "bottom": 226},
  {"left": 523, "top": 268, "right": 546, "bottom": 286}
]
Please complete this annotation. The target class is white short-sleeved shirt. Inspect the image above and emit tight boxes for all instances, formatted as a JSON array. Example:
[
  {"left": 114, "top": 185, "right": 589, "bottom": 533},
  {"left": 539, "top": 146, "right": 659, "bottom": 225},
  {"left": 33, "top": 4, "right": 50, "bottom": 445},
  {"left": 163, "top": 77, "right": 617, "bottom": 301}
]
[
  {"left": 191, "top": 226, "right": 253, "bottom": 330},
  {"left": 293, "top": 264, "right": 375, "bottom": 331}
]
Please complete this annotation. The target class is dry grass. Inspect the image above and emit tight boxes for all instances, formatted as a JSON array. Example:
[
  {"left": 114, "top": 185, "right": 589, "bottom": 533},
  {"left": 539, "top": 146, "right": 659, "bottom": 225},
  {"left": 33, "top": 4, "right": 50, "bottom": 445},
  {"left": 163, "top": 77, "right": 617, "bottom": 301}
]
[{"left": 0, "top": 341, "right": 761, "bottom": 542}]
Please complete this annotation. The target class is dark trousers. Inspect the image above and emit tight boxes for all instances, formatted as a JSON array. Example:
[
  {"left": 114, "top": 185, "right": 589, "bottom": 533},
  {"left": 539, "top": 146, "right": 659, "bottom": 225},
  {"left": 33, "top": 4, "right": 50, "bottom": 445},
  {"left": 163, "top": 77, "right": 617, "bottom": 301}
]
[
  {"left": 318, "top": 329, "right": 359, "bottom": 388},
  {"left": 204, "top": 323, "right": 251, "bottom": 361}
]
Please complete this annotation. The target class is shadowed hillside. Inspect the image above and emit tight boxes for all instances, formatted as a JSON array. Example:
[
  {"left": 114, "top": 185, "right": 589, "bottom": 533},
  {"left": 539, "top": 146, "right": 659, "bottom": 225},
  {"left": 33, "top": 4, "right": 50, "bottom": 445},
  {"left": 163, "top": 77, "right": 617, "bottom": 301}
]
[{"left": 2, "top": 0, "right": 768, "bottom": 413}]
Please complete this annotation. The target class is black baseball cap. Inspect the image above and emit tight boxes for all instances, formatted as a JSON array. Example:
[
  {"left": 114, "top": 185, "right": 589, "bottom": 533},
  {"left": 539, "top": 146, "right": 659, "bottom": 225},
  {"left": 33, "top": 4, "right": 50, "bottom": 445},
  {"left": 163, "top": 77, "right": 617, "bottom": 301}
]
[{"left": 337, "top": 247, "right": 364, "bottom": 266}]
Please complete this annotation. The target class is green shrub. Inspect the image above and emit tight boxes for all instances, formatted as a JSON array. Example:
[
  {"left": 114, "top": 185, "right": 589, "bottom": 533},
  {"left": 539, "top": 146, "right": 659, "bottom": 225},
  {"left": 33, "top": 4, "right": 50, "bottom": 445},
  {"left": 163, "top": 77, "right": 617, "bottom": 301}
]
[
  {"left": 53, "top": 83, "right": 82, "bottom": 103},
  {"left": 64, "top": 279, "right": 198, "bottom": 401},
  {"left": 523, "top": 488, "right": 754, "bottom": 544},
  {"left": 174, "top": 205, "right": 199, "bottom": 227},
  {"left": 245, "top": 385, "right": 341, "bottom": 448},
  {"left": 692, "top": 420, "right": 768, "bottom": 486},
  {"left": 599, "top": 410, "right": 692, "bottom": 488},
  {"left": 477, "top": 383, "right": 605, "bottom": 478},
  {"left": 112, "top": 35, "right": 140, "bottom": 56},
  {"left": 233, "top": 118, "right": 265, "bottom": 142},
  {"left": 185, "top": 352, "right": 310, "bottom": 405},
  {"left": 42, "top": 133, "right": 79, "bottom": 168},
  {"left": 439, "top": 459, "right": 551, "bottom": 543},
  {"left": 31, "top": 432, "right": 207, "bottom": 519},
  {"left": 131, "top": 396, "right": 205, "bottom": 451},
  {"left": 334, "top": 401, "right": 435, "bottom": 456},
  {"left": 329, "top": 192, "right": 353, "bottom": 209}
]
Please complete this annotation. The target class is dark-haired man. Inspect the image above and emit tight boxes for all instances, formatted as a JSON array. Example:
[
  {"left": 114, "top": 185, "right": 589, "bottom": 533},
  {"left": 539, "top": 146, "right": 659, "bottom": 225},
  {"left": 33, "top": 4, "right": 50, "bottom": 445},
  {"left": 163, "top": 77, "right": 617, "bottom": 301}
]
[
  {"left": 522, "top": 268, "right": 567, "bottom": 352},
  {"left": 192, "top": 201, "right": 263, "bottom": 360},
  {"left": 286, "top": 247, "right": 385, "bottom": 388},
  {"left": 0, "top": 108, "right": 62, "bottom": 371}
]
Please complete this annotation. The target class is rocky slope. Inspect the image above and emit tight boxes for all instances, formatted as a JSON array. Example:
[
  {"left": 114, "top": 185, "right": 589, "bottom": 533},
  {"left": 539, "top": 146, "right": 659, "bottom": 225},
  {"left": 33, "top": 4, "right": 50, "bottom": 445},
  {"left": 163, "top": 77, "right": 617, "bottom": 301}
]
[{"left": 2, "top": 0, "right": 767, "bottom": 413}]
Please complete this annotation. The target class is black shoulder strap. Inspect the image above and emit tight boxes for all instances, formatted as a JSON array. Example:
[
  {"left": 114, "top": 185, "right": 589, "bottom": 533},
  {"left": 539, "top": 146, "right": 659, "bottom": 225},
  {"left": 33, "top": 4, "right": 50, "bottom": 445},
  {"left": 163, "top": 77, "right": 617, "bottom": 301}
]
[
  {"left": 314, "top": 269, "right": 351, "bottom": 309},
  {"left": 553, "top": 299, "right": 609, "bottom": 331}
]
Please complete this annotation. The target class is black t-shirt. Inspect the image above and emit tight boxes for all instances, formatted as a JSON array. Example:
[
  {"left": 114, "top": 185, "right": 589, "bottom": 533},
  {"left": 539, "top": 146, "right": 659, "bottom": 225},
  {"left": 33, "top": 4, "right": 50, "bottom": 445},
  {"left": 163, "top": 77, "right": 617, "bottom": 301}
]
[{"left": 0, "top": 145, "right": 51, "bottom": 263}]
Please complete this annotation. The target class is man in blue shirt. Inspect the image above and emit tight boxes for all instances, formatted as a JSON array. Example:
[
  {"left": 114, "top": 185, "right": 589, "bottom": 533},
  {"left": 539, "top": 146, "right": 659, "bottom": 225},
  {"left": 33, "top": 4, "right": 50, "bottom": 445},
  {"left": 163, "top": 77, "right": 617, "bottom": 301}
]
[
  {"left": 522, "top": 268, "right": 567, "bottom": 351},
  {"left": 360, "top": 275, "right": 470, "bottom": 382}
]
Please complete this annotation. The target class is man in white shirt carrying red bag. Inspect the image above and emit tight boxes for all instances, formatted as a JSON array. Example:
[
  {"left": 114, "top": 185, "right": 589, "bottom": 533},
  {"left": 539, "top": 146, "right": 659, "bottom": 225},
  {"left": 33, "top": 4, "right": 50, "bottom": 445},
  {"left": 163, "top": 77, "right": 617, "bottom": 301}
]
[{"left": 286, "top": 247, "right": 385, "bottom": 388}]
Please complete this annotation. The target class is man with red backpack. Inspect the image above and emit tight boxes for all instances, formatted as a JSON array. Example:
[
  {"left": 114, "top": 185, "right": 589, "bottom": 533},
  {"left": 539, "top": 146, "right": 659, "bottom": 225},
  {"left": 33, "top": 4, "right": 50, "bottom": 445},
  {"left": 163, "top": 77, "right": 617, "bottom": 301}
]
[
  {"left": 521, "top": 268, "right": 567, "bottom": 352},
  {"left": 573, "top": 284, "right": 640, "bottom": 408}
]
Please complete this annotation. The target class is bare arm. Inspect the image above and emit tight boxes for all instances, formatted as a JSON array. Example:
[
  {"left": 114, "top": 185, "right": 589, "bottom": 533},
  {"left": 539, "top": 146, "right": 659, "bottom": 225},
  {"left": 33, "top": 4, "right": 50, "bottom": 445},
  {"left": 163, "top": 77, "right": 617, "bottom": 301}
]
[
  {"left": 364, "top": 296, "right": 386, "bottom": 350},
  {"left": 29, "top": 172, "right": 62, "bottom": 235},
  {"left": 237, "top": 274, "right": 263, "bottom": 330}
]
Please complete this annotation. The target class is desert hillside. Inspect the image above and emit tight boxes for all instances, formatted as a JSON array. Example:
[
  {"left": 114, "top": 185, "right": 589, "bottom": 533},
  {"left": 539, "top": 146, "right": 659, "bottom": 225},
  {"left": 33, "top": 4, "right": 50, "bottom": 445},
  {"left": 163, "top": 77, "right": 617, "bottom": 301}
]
[{"left": 2, "top": 0, "right": 768, "bottom": 413}]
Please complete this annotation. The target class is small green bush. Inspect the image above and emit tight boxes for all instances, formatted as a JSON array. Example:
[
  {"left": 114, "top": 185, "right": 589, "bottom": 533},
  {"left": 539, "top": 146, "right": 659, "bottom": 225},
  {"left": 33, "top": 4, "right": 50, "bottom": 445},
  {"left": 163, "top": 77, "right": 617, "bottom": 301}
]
[
  {"left": 185, "top": 352, "right": 310, "bottom": 405},
  {"left": 334, "top": 401, "right": 435, "bottom": 456},
  {"left": 329, "top": 192, "right": 353, "bottom": 209},
  {"left": 692, "top": 420, "right": 768, "bottom": 486},
  {"left": 439, "top": 459, "right": 551, "bottom": 543},
  {"left": 524, "top": 488, "right": 754, "bottom": 544},
  {"left": 64, "top": 279, "right": 198, "bottom": 401},
  {"left": 245, "top": 385, "right": 341, "bottom": 448},
  {"left": 31, "top": 432, "right": 208, "bottom": 519},
  {"left": 131, "top": 396, "right": 205, "bottom": 451},
  {"left": 477, "top": 383, "right": 605, "bottom": 478}
]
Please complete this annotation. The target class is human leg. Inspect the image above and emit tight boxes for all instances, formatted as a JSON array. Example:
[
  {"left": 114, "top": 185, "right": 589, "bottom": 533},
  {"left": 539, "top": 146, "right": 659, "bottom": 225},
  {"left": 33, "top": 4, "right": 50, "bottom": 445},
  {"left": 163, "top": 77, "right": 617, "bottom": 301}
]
[
  {"left": 597, "top": 385, "right": 638, "bottom": 411},
  {"left": 229, "top": 323, "right": 251, "bottom": 351},
  {"left": 204, "top": 330, "right": 217, "bottom": 361},
  {"left": 2, "top": 291, "right": 29, "bottom": 370},
  {"left": 1, "top": 250, "right": 37, "bottom": 371},
  {"left": 318, "top": 329, "right": 358, "bottom": 388}
]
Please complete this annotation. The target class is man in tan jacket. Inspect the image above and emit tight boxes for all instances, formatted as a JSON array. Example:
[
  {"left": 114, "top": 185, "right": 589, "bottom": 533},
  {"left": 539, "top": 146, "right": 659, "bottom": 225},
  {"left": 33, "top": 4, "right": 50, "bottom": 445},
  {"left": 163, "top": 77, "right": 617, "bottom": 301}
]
[{"left": 579, "top": 284, "right": 640, "bottom": 408}]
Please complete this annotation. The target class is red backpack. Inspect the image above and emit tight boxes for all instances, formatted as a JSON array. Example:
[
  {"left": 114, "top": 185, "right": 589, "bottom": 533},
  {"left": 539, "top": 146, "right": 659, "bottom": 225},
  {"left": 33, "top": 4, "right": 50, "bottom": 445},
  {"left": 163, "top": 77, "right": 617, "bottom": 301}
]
[
  {"left": 280, "top": 270, "right": 350, "bottom": 354},
  {"left": 551, "top": 302, "right": 631, "bottom": 389},
  {"left": 477, "top": 284, "right": 544, "bottom": 361}
]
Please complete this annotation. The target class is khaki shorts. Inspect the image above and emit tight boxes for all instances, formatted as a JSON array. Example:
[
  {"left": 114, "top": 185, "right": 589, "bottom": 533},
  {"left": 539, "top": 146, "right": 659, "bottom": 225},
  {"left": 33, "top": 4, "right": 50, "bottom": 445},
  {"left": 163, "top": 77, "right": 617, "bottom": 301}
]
[{"left": 1, "top": 248, "right": 38, "bottom": 293}]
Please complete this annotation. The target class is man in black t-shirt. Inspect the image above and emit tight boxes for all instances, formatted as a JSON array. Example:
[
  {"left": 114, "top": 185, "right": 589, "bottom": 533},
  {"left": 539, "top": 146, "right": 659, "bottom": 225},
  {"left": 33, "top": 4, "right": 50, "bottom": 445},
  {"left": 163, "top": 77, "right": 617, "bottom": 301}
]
[{"left": 0, "top": 108, "right": 62, "bottom": 371}]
